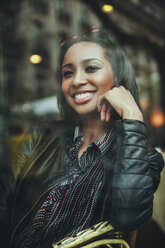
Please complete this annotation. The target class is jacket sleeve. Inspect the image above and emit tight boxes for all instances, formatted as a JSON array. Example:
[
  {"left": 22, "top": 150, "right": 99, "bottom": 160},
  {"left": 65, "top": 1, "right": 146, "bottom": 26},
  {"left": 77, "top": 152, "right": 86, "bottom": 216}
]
[{"left": 108, "top": 119, "right": 164, "bottom": 231}]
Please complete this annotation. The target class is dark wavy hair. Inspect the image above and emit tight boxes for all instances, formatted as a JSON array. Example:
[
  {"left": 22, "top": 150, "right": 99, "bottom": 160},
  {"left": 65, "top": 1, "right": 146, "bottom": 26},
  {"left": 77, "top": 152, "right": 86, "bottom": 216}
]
[{"left": 56, "top": 28, "right": 142, "bottom": 124}]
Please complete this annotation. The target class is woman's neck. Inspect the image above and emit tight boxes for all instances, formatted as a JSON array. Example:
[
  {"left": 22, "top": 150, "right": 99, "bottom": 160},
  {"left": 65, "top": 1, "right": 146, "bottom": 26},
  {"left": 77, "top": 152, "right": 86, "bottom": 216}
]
[{"left": 80, "top": 113, "right": 111, "bottom": 144}]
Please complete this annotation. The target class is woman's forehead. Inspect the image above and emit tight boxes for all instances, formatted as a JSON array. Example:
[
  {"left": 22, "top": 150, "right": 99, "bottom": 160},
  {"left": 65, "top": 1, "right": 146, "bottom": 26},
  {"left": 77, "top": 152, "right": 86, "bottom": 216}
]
[{"left": 62, "top": 41, "right": 106, "bottom": 65}]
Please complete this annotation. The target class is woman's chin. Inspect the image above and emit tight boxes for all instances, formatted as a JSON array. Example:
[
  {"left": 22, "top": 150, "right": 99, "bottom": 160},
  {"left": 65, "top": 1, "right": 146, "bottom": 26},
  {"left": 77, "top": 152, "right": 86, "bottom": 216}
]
[{"left": 76, "top": 108, "right": 99, "bottom": 118}]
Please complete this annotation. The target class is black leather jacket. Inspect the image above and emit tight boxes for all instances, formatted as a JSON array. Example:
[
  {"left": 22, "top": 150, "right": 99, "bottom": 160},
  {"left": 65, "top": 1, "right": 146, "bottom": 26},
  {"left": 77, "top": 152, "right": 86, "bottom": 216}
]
[{"left": 0, "top": 119, "right": 164, "bottom": 247}]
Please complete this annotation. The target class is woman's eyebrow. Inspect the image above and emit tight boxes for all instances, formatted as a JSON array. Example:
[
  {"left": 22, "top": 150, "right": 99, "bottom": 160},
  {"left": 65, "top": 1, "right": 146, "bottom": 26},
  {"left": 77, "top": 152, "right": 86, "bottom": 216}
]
[
  {"left": 82, "top": 58, "right": 105, "bottom": 64},
  {"left": 62, "top": 63, "right": 73, "bottom": 69},
  {"left": 62, "top": 58, "right": 104, "bottom": 69}
]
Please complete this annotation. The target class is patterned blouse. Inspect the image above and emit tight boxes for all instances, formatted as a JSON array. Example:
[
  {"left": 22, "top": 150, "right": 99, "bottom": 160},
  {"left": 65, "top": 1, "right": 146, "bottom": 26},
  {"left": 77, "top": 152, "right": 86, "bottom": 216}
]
[{"left": 14, "top": 126, "right": 115, "bottom": 248}]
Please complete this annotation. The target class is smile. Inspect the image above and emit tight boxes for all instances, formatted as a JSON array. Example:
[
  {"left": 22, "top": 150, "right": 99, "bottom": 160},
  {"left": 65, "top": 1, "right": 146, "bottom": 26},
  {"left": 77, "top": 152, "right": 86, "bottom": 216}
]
[
  {"left": 73, "top": 91, "right": 95, "bottom": 104},
  {"left": 74, "top": 92, "right": 94, "bottom": 99}
]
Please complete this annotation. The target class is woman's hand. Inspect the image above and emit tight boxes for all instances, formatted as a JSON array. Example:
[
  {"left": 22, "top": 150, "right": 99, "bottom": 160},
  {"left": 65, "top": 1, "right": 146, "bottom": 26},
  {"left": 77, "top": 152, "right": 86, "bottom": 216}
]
[{"left": 97, "top": 86, "right": 144, "bottom": 122}]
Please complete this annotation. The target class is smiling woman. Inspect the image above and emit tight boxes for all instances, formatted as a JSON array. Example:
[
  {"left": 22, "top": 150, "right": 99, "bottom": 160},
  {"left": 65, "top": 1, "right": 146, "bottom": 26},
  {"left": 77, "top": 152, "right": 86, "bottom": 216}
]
[{"left": 1, "top": 28, "right": 164, "bottom": 248}]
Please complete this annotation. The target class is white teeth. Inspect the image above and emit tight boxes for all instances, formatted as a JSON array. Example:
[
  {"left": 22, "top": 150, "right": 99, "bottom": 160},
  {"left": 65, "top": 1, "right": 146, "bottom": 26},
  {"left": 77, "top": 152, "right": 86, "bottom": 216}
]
[{"left": 74, "top": 92, "right": 93, "bottom": 99}]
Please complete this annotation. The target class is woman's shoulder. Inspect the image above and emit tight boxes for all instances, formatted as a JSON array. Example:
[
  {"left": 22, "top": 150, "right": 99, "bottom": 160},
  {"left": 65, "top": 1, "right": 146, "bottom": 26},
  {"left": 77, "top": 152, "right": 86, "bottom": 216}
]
[
  {"left": 28, "top": 119, "right": 72, "bottom": 135},
  {"left": 27, "top": 119, "right": 75, "bottom": 148}
]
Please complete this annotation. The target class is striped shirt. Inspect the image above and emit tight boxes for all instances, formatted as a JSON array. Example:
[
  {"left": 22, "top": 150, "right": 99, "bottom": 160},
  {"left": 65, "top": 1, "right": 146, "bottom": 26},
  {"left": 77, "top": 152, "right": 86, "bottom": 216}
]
[{"left": 14, "top": 126, "right": 115, "bottom": 248}]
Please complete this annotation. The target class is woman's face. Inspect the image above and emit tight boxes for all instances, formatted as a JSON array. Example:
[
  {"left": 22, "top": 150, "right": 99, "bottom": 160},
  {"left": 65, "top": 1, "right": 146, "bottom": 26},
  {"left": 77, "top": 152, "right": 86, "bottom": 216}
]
[{"left": 61, "top": 42, "right": 114, "bottom": 116}]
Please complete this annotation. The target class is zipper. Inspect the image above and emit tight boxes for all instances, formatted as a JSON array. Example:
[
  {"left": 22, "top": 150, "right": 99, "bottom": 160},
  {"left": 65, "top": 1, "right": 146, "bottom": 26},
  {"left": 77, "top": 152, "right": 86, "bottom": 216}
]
[{"left": 9, "top": 183, "right": 57, "bottom": 248}]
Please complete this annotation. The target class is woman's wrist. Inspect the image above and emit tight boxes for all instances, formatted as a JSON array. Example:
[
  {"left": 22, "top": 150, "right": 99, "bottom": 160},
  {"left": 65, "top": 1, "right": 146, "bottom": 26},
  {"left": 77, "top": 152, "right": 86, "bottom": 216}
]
[{"left": 122, "top": 108, "right": 144, "bottom": 122}]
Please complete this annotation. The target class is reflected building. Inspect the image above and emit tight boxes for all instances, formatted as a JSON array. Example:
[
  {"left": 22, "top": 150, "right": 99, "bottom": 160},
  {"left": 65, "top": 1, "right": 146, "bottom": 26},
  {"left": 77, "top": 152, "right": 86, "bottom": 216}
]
[{"left": 5, "top": 0, "right": 101, "bottom": 104}]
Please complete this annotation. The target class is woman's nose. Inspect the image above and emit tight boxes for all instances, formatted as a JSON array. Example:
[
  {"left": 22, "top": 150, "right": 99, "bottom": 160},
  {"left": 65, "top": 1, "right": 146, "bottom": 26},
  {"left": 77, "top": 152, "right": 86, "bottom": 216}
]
[{"left": 73, "top": 69, "right": 87, "bottom": 86}]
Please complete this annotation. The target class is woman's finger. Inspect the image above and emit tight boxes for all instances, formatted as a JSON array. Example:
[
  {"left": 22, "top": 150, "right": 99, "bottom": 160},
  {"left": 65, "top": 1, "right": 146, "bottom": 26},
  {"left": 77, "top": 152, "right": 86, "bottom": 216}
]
[
  {"left": 100, "top": 102, "right": 107, "bottom": 121},
  {"left": 98, "top": 94, "right": 112, "bottom": 122},
  {"left": 97, "top": 93, "right": 107, "bottom": 112},
  {"left": 105, "top": 105, "right": 111, "bottom": 122},
  {"left": 97, "top": 97, "right": 103, "bottom": 112}
]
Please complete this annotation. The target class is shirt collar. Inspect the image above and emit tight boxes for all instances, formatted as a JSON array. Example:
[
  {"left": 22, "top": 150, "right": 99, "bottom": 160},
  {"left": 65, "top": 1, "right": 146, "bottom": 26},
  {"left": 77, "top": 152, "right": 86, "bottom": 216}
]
[
  {"left": 73, "top": 126, "right": 114, "bottom": 155},
  {"left": 95, "top": 129, "right": 114, "bottom": 155},
  {"left": 73, "top": 126, "right": 84, "bottom": 142}
]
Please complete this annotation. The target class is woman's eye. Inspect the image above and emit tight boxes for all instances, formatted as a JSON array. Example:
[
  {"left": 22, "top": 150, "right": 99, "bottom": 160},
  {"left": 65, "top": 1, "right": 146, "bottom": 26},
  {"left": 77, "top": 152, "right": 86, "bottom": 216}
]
[
  {"left": 63, "top": 70, "right": 74, "bottom": 78},
  {"left": 86, "top": 65, "right": 100, "bottom": 72}
]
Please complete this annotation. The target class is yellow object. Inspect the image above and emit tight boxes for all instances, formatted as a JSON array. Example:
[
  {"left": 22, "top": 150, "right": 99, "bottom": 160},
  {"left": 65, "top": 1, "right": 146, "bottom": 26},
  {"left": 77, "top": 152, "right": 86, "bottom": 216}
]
[
  {"left": 52, "top": 221, "right": 130, "bottom": 248},
  {"left": 29, "top": 54, "right": 42, "bottom": 64},
  {"left": 102, "top": 5, "right": 114, "bottom": 13},
  {"left": 82, "top": 239, "right": 129, "bottom": 248}
]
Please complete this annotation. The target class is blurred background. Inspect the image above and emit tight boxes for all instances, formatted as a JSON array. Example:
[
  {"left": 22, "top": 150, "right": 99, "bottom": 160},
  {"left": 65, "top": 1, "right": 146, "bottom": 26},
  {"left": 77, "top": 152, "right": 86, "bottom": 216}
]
[{"left": 0, "top": 0, "right": 165, "bottom": 247}]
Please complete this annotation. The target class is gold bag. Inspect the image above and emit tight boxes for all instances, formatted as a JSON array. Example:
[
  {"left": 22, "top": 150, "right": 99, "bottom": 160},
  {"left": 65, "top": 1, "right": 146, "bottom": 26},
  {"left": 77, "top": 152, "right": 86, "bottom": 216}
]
[{"left": 52, "top": 221, "right": 130, "bottom": 248}]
